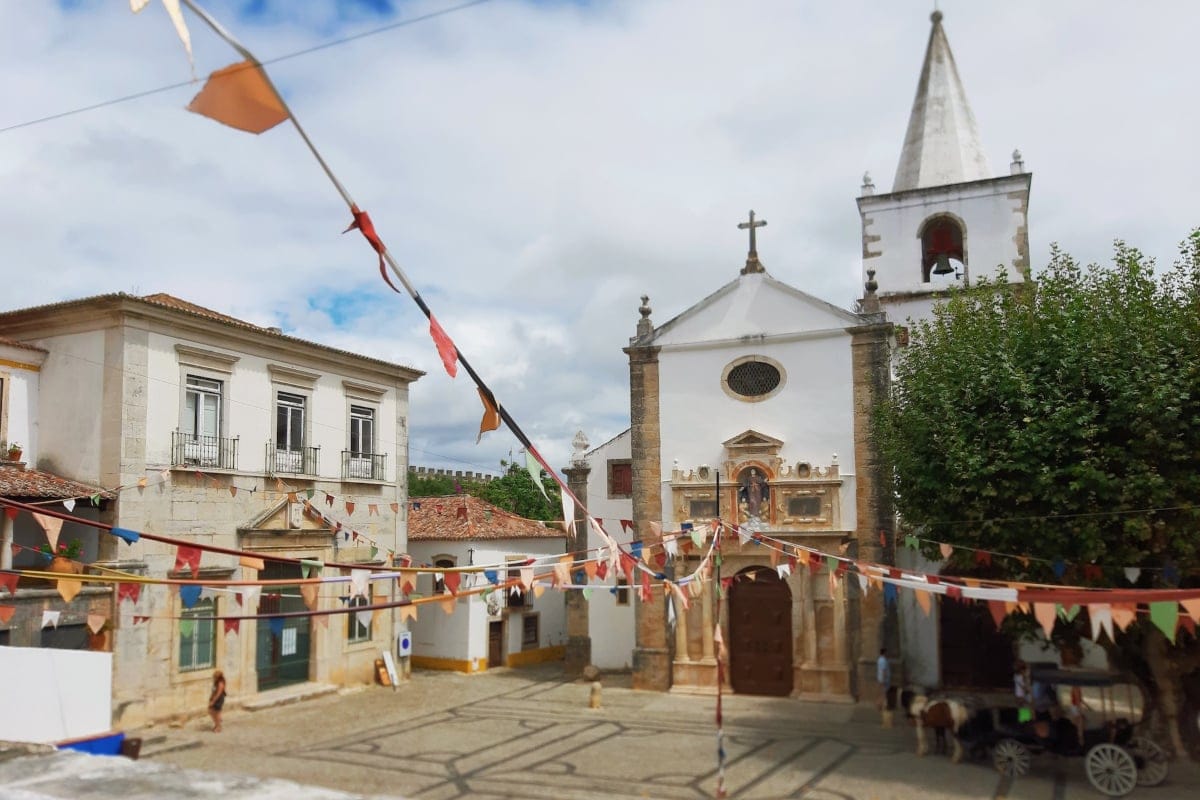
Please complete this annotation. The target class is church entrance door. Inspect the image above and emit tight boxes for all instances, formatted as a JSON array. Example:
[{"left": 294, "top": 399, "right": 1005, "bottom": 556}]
[{"left": 729, "top": 566, "right": 793, "bottom": 696}]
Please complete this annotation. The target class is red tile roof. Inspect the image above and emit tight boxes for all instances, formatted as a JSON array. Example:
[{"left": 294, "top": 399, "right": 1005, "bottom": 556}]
[
  {"left": 0, "top": 465, "right": 110, "bottom": 500},
  {"left": 408, "top": 495, "right": 564, "bottom": 541},
  {"left": 140, "top": 293, "right": 261, "bottom": 329}
]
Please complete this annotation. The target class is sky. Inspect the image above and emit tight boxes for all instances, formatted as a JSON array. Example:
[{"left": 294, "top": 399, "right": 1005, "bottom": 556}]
[{"left": 2, "top": 0, "right": 1198, "bottom": 477}]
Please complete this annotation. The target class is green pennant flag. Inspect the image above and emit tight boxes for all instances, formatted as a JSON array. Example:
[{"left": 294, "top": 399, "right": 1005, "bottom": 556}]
[
  {"left": 1149, "top": 601, "right": 1179, "bottom": 643},
  {"left": 370, "top": 546, "right": 379, "bottom": 560},
  {"left": 524, "top": 449, "right": 550, "bottom": 502},
  {"left": 582, "top": 588, "right": 591, "bottom": 601},
  {"left": 90, "top": 493, "right": 101, "bottom": 507},
  {"left": 300, "top": 559, "right": 323, "bottom": 578},
  {"left": 179, "top": 618, "right": 195, "bottom": 638},
  {"left": 825, "top": 555, "right": 838, "bottom": 572},
  {"left": 690, "top": 529, "right": 704, "bottom": 548},
  {"left": 1059, "top": 604, "right": 1081, "bottom": 622},
  {"left": 305, "top": 488, "right": 316, "bottom": 500}
]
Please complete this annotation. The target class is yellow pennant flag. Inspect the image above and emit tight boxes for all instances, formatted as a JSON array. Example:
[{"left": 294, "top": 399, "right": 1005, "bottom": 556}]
[
  {"left": 399, "top": 604, "right": 418, "bottom": 624},
  {"left": 299, "top": 583, "right": 319, "bottom": 610},
  {"left": 86, "top": 614, "right": 107, "bottom": 634},
  {"left": 915, "top": 588, "right": 932, "bottom": 616},
  {"left": 533, "top": 584, "right": 546, "bottom": 599},
  {"left": 239, "top": 555, "right": 265, "bottom": 571},
  {"left": 57, "top": 578, "right": 82, "bottom": 603},
  {"left": 440, "top": 595, "right": 456, "bottom": 615},
  {"left": 187, "top": 60, "right": 290, "bottom": 134}
]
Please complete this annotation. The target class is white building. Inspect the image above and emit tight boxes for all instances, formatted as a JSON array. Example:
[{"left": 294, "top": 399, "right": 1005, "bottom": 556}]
[
  {"left": 406, "top": 494, "right": 566, "bottom": 672},
  {"left": 580, "top": 429, "right": 634, "bottom": 670},
  {"left": 0, "top": 292, "right": 422, "bottom": 726}
]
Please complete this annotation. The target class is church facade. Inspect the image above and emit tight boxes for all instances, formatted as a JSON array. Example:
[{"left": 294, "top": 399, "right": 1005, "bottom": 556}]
[{"left": 578, "top": 10, "right": 1031, "bottom": 698}]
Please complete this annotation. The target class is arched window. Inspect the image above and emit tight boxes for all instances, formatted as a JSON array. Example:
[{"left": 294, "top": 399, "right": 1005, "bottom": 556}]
[
  {"left": 433, "top": 556, "right": 456, "bottom": 594},
  {"left": 920, "top": 216, "right": 966, "bottom": 283}
]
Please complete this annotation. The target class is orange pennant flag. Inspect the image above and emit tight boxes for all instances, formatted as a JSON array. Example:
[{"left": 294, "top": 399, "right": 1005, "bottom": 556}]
[
  {"left": 399, "top": 570, "right": 417, "bottom": 595},
  {"left": 239, "top": 555, "right": 265, "bottom": 571},
  {"left": 988, "top": 600, "right": 1008, "bottom": 630},
  {"left": 476, "top": 387, "right": 501, "bottom": 443},
  {"left": 300, "top": 584, "right": 319, "bottom": 610},
  {"left": 0, "top": 606, "right": 15, "bottom": 624},
  {"left": 187, "top": 60, "right": 289, "bottom": 134},
  {"left": 1182, "top": 598, "right": 1200, "bottom": 623},
  {"left": 533, "top": 584, "right": 546, "bottom": 599},
  {"left": 399, "top": 604, "right": 418, "bottom": 624},
  {"left": 137, "top": 476, "right": 148, "bottom": 489},
  {"left": 57, "top": 578, "right": 82, "bottom": 603},
  {"left": 311, "top": 612, "right": 328, "bottom": 630},
  {"left": 583, "top": 560, "right": 598, "bottom": 579},
  {"left": 229, "top": 485, "right": 238, "bottom": 498},
  {"left": 1111, "top": 603, "right": 1137, "bottom": 631},
  {"left": 87, "top": 614, "right": 106, "bottom": 635},
  {"left": 440, "top": 595, "right": 456, "bottom": 615},
  {"left": 1034, "top": 603, "right": 1058, "bottom": 638},
  {"left": 428, "top": 314, "right": 459, "bottom": 378},
  {"left": 915, "top": 588, "right": 932, "bottom": 616}
]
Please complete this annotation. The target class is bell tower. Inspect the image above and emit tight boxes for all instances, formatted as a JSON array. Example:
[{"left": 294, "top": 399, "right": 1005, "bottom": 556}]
[{"left": 858, "top": 11, "right": 1032, "bottom": 325}]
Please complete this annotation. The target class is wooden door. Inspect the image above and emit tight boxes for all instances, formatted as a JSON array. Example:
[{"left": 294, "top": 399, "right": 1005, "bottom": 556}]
[
  {"left": 940, "top": 596, "right": 1013, "bottom": 688},
  {"left": 729, "top": 567, "right": 793, "bottom": 696},
  {"left": 256, "top": 562, "right": 311, "bottom": 691},
  {"left": 488, "top": 620, "right": 504, "bottom": 668}
]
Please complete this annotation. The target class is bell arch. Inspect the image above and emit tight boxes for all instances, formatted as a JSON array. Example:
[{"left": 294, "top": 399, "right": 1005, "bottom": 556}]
[{"left": 918, "top": 212, "right": 968, "bottom": 284}]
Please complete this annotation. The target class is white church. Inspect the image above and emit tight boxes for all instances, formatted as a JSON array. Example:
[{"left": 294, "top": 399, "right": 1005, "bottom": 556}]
[{"left": 574, "top": 10, "right": 1031, "bottom": 698}]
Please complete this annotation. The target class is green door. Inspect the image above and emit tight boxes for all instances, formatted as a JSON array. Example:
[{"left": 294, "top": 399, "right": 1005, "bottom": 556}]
[{"left": 256, "top": 562, "right": 311, "bottom": 691}]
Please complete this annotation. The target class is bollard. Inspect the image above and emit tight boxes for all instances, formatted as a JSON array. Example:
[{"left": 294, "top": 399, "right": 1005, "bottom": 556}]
[{"left": 588, "top": 681, "right": 602, "bottom": 709}]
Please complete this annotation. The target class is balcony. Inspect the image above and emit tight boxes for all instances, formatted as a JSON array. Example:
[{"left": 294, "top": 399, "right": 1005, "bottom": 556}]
[
  {"left": 172, "top": 431, "right": 239, "bottom": 471},
  {"left": 266, "top": 443, "right": 319, "bottom": 476},
  {"left": 342, "top": 451, "right": 387, "bottom": 481}
]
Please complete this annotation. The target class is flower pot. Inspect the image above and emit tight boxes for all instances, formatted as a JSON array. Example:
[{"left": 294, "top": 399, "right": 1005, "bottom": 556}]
[
  {"left": 6, "top": 449, "right": 20, "bottom": 462},
  {"left": 47, "top": 556, "right": 83, "bottom": 575}
]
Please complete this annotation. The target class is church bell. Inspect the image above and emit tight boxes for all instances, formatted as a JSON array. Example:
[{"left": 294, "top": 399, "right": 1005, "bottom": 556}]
[{"left": 931, "top": 254, "right": 954, "bottom": 275}]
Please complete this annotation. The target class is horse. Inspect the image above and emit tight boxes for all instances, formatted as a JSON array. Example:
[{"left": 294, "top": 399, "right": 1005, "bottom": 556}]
[{"left": 903, "top": 690, "right": 974, "bottom": 762}]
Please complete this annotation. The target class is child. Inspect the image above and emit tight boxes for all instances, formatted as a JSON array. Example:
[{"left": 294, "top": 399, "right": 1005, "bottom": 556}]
[{"left": 208, "top": 670, "right": 226, "bottom": 733}]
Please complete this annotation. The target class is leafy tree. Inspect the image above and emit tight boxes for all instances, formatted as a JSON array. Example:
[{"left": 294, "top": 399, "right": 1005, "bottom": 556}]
[
  {"left": 407, "top": 461, "right": 559, "bottom": 522},
  {"left": 874, "top": 231, "right": 1200, "bottom": 755},
  {"left": 407, "top": 472, "right": 458, "bottom": 497}
]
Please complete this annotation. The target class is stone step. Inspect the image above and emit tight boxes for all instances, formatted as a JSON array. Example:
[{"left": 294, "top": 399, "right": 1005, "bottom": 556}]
[
  {"left": 136, "top": 733, "right": 203, "bottom": 759},
  {"left": 239, "top": 682, "right": 338, "bottom": 712}
]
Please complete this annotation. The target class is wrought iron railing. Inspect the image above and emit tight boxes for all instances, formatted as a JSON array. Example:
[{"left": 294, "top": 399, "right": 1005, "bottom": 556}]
[
  {"left": 172, "top": 431, "right": 238, "bottom": 470},
  {"left": 266, "top": 442, "right": 319, "bottom": 476},
  {"left": 342, "top": 450, "right": 387, "bottom": 481}
]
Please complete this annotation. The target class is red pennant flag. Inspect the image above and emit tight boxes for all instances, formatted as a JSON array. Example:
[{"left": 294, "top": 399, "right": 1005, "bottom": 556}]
[
  {"left": 0, "top": 572, "right": 18, "bottom": 595},
  {"left": 326, "top": 492, "right": 335, "bottom": 507},
  {"left": 988, "top": 600, "right": 1008, "bottom": 630},
  {"left": 1179, "top": 615, "right": 1196, "bottom": 637},
  {"left": 117, "top": 583, "right": 142, "bottom": 604},
  {"left": 287, "top": 492, "right": 298, "bottom": 503},
  {"left": 620, "top": 519, "right": 634, "bottom": 534},
  {"left": 619, "top": 553, "right": 636, "bottom": 580},
  {"left": 345, "top": 501, "right": 356, "bottom": 516},
  {"left": 342, "top": 204, "right": 400, "bottom": 294},
  {"left": 187, "top": 60, "right": 289, "bottom": 133},
  {"left": 1083, "top": 564, "right": 1103, "bottom": 582},
  {"left": 4, "top": 507, "right": 17, "bottom": 521},
  {"left": 596, "top": 560, "right": 609, "bottom": 581},
  {"left": 174, "top": 545, "right": 202, "bottom": 577},
  {"left": 133, "top": 615, "right": 149, "bottom": 625},
  {"left": 428, "top": 314, "right": 459, "bottom": 378},
  {"left": 946, "top": 585, "right": 963, "bottom": 601},
  {"left": 0, "top": 605, "right": 14, "bottom": 624},
  {"left": 654, "top": 551, "right": 667, "bottom": 569},
  {"left": 443, "top": 572, "right": 461, "bottom": 595},
  {"left": 974, "top": 550, "right": 992, "bottom": 567},
  {"left": 224, "top": 618, "right": 240, "bottom": 636},
  {"left": 639, "top": 571, "right": 653, "bottom": 603},
  {"left": 807, "top": 557, "right": 822, "bottom": 577}
]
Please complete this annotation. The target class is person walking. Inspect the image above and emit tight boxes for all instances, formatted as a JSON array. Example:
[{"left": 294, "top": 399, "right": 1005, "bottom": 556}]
[
  {"left": 876, "top": 648, "right": 891, "bottom": 709},
  {"left": 208, "top": 670, "right": 226, "bottom": 733}
]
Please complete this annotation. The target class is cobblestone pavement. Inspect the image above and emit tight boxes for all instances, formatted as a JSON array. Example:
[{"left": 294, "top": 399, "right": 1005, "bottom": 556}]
[{"left": 145, "top": 665, "right": 1198, "bottom": 800}]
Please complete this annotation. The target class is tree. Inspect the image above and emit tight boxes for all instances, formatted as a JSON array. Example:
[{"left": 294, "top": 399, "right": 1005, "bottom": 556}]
[
  {"left": 874, "top": 231, "right": 1200, "bottom": 756},
  {"left": 476, "top": 461, "right": 560, "bottom": 522}
]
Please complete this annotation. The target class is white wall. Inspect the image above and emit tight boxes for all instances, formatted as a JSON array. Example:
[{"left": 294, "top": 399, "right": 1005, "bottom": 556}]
[
  {"left": 30, "top": 331, "right": 106, "bottom": 482},
  {"left": 583, "top": 430, "right": 636, "bottom": 670},
  {"left": 0, "top": 357, "right": 39, "bottom": 463},
  {"left": 0, "top": 647, "right": 112, "bottom": 743}
]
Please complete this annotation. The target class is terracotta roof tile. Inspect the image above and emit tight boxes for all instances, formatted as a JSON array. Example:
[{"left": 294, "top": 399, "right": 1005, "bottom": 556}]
[
  {"left": 0, "top": 335, "right": 47, "bottom": 354},
  {"left": 0, "top": 465, "right": 110, "bottom": 500},
  {"left": 140, "top": 293, "right": 261, "bottom": 329},
  {"left": 408, "top": 495, "right": 564, "bottom": 541}
]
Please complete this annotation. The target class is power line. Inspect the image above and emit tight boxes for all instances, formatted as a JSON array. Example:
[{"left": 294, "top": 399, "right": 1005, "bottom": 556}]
[{"left": 0, "top": 0, "right": 494, "bottom": 135}]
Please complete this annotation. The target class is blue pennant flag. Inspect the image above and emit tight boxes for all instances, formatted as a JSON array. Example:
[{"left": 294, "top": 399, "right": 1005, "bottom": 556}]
[
  {"left": 1052, "top": 559, "right": 1067, "bottom": 579},
  {"left": 112, "top": 527, "right": 140, "bottom": 545},
  {"left": 572, "top": 569, "right": 586, "bottom": 585},
  {"left": 883, "top": 583, "right": 898, "bottom": 607},
  {"left": 179, "top": 584, "right": 202, "bottom": 609},
  {"left": 680, "top": 521, "right": 694, "bottom": 532},
  {"left": 268, "top": 617, "right": 284, "bottom": 637},
  {"left": 483, "top": 569, "right": 498, "bottom": 584},
  {"left": 629, "top": 541, "right": 643, "bottom": 559}
]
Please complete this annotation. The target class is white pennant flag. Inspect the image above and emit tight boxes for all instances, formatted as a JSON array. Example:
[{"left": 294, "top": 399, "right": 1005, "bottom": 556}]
[
  {"left": 1089, "top": 604, "right": 1114, "bottom": 642},
  {"left": 1123, "top": 567, "right": 1141, "bottom": 585},
  {"left": 240, "top": 585, "right": 262, "bottom": 611},
  {"left": 42, "top": 610, "right": 61, "bottom": 630},
  {"left": 356, "top": 609, "right": 373, "bottom": 632},
  {"left": 663, "top": 536, "right": 679, "bottom": 558},
  {"left": 350, "top": 569, "right": 370, "bottom": 598},
  {"left": 858, "top": 573, "right": 870, "bottom": 595},
  {"left": 776, "top": 563, "right": 792, "bottom": 579},
  {"left": 737, "top": 526, "right": 752, "bottom": 546},
  {"left": 63, "top": 498, "right": 76, "bottom": 513},
  {"left": 560, "top": 491, "right": 575, "bottom": 537},
  {"left": 667, "top": 594, "right": 676, "bottom": 626}
]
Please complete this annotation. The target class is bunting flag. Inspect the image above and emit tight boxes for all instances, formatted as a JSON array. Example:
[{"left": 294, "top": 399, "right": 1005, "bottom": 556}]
[
  {"left": 368, "top": 504, "right": 379, "bottom": 517},
  {"left": 428, "top": 314, "right": 459, "bottom": 378},
  {"left": 519, "top": 567, "right": 534, "bottom": 590},
  {"left": 131, "top": 0, "right": 193, "bottom": 68},
  {"left": 1089, "top": 604, "right": 1114, "bottom": 642},
  {"left": 3, "top": 507, "right": 16, "bottom": 521},
  {"left": 882, "top": 582, "right": 897, "bottom": 607},
  {"left": 239, "top": 555, "right": 265, "bottom": 571},
  {"left": 399, "top": 570, "right": 417, "bottom": 594},
  {"left": 224, "top": 618, "right": 240, "bottom": 636},
  {"left": 776, "top": 563, "right": 791, "bottom": 580},
  {"left": 1034, "top": 603, "right": 1057, "bottom": 638},
  {"left": 117, "top": 582, "right": 141, "bottom": 604},
  {"left": 915, "top": 587, "right": 932, "bottom": 616},
  {"left": 476, "top": 387, "right": 501, "bottom": 443},
  {"left": 0, "top": 606, "right": 14, "bottom": 624},
  {"left": 240, "top": 585, "right": 261, "bottom": 611},
  {"left": 63, "top": 498, "right": 76, "bottom": 513},
  {"left": 524, "top": 449, "right": 550, "bottom": 502},
  {"left": 41, "top": 610, "right": 61, "bottom": 630},
  {"left": 857, "top": 573, "right": 869, "bottom": 595},
  {"left": 1124, "top": 567, "right": 1141, "bottom": 585},
  {"left": 939, "top": 543, "right": 953, "bottom": 560},
  {"left": 552, "top": 559, "right": 571, "bottom": 587},
  {"left": 86, "top": 614, "right": 106, "bottom": 634},
  {"left": 987, "top": 600, "right": 1007, "bottom": 630},
  {"left": 57, "top": 578, "right": 82, "bottom": 603},
  {"left": 583, "top": 560, "right": 598, "bottom": 580},
  {"left": 399, "top": 604, "right": 418, "bottom": 624},
  {"left": 345, "top": 501, "right": 356, "bottom": 516},
  {"left": 443, "top": 572, "right": 461, "bottom": 595},
  {"left": 533, "top": 584, "right": 546, "bottom": 599},
  {"left": 1182, "top": 598, "right": 1200, "bottom": 624},
  {"left": 0, "top": 573, "right": 18, "bottom": 595},
  {"left": 112, "top": 527, "right": 140, "bottom": 545},
  {"left": 187, "top": 59, "right": 289, "bottom": 134},
  {"left": 619, "top": 519, "right": 634, "bottom": 534},
  {"left": 639, "top": 571, "right": 653, "bottom": 603},
  {"left": 595, "top": 560, "right": 608, "bottom": 581},
  {"left": 560, "top": 491, "right": 575, "bottom": 537},
  {"left": 350, "top": 569, "right": 370, "bottom": 598},
  {"left": 137, "top": 476, "right": 148, "bottom": 489},
  {"left": 174, "top": 544, "right": 202, "bottom": 577},
  {"left": 1149, "top": 602, "right": 1179, "bottom": 643},
  {"left": 32, "top": 513, "right": 64, "bottom": 551},
  {"left": 179, "top": 584, "right": 203, "bottom": 609},
  {"left": 663, "top": 536, "right": 679, "bottom": 558},
  {"left": 300, "top": 583, "right": 319, "bottom": 610}
]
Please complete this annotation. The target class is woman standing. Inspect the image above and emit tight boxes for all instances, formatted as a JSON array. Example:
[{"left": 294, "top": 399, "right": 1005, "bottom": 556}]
[{"left": 208, "top": 670, "right": 226, "bottom": 732}]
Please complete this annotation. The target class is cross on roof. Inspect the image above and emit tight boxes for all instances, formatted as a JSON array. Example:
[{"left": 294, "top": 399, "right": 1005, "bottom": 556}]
[{"left": 737, "top": 210, "right": 767, "bottom": 274}]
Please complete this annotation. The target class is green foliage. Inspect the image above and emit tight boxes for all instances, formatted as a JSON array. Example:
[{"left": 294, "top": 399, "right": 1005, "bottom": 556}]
[
  {"left": 875, "top": 230, "right": 1200, "bottom": 585},
  {"left": 407, "top": 472, "right": 457, "bottom": 497},
  {"left": 407, "top": 461, "right": 559, "bottom": 522}
]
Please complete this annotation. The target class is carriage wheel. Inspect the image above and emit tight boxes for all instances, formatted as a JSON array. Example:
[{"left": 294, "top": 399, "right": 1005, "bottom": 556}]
[
  {"left": 992, "top": 738, "right": 1031, "bottom": 777},
  {"left": 1085, "top": 743, "right": 1138, "bottom": 797},
  {"left": 1129, "top": 736, "right": 1169, "bottom": 787}
]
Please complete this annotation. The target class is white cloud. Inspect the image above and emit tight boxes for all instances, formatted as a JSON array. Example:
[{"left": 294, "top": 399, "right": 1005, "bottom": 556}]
[{"left": 2, "top": 0, "right": 1198, "bottom": 474}]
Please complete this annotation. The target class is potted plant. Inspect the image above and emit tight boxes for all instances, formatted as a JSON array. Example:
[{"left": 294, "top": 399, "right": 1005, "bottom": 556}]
[
  {"left": 5, "top": 441, "right": 22, "bottom": 461},
  {"left": 40, "top": 539, "right": 84, "bottom": 574}
]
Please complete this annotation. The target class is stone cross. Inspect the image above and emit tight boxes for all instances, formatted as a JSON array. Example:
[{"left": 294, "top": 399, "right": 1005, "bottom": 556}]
[{"left": 738, "top": 210, "right": 767, "bottom": 274}]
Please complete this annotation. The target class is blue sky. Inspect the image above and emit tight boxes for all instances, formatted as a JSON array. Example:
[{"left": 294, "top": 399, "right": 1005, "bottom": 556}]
[{"left": 8, "top": 0, "right": 1200, "bottom": 475}]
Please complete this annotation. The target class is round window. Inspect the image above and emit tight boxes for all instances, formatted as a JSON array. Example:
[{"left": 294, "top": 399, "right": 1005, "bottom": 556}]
[{"left": 724, "top": 358, "right": 782, "bottom": 400}]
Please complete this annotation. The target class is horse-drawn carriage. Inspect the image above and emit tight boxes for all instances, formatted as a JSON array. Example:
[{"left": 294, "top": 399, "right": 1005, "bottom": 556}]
[{"left": 954, "top": 667, "right": 1169, "bottom": 797}]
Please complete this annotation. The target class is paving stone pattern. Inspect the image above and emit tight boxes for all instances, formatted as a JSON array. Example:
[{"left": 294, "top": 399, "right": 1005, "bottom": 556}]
[{"left": 144, "top": 665, "right": 1198, "bottom": 800}]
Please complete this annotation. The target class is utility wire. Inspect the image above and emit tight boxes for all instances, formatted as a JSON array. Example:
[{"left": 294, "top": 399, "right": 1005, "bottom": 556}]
[{"left": 0, "top": 0, "right": 494, "bottom": 135}]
